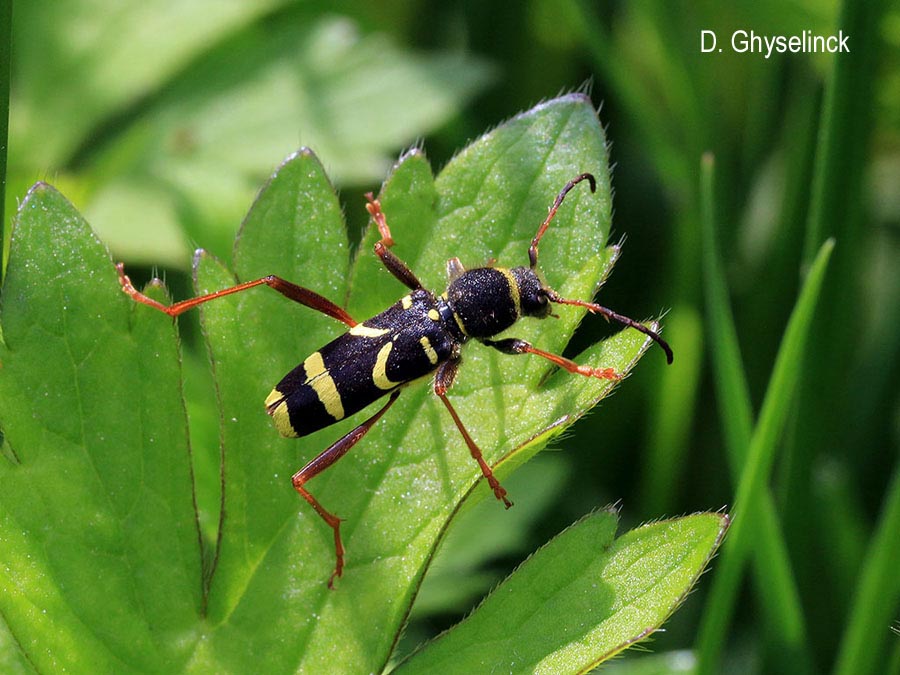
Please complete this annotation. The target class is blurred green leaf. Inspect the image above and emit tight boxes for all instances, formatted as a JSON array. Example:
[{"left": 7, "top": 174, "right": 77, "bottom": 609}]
[
  {"left": 408, "top": 454, "right": 571, "bottom": 618},
  {"left": 395, "top": 512, "right": 729, "bottom": 673},
  {"left": 11, "top": 9, "right": 493, "bottom": 267},
  {"left": 1, "top": 96, "right": 673, "bottom": 672},
  {"left": 85, "top": 15, "right": 493, "bottom": 265},
  {"left": 10, "top": 0, "right": 287, "bottom": 169}
]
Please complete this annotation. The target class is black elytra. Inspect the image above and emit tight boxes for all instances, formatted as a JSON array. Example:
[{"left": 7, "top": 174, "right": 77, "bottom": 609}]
[
  {"left": 117, "top": 172, "right": 673, "bottom": 588},
  {"left": 265, "top": 287, "right": 457, "bottom": 438}
]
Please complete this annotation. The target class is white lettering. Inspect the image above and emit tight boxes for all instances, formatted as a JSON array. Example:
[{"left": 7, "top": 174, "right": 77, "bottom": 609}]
[
  {"left": 732, "top": 30, "right": 748, "bottom": 53},
  {"left": 728, "top": 29, "right": 850, "bottom": 57},
  {"left": 701, "top": 30, "right": 717, "bottom": 52}
]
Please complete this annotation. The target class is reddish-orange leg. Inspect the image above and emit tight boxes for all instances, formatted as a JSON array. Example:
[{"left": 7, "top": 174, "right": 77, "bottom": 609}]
[
  {"left": 116, "top": 263, "right": 358, "bottom": 327},
  {"left": 365, "top": 194, "right": 423, "bottom": 291},
  {"left": 117, "top": 260, "right": 369, "bottom": 587},
  {"left": 434, "top": 359, "right": 512, "bottom": 508},
  {"left": 525, "top": 172, "right": 673, "bottom": 365},
  {"left": 483, "top": 338, "right": 622, "bottom": 381},
  {"left": 292, "top": 390, "right": 401, "bottom": 588}
]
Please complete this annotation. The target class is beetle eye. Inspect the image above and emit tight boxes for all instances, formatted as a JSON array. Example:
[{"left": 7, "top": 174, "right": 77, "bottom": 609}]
[{"left": 522, "top": 287, "right": 551, "bottom": 318}]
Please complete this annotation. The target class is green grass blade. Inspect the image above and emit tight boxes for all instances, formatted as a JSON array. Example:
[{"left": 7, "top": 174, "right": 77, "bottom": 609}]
[
  {"left": 814, "top": 462, "right": 868, "bottom": 596},
  {"left": 699, "top": 154, "right": 810, "bottom": 670},
  {"left": 695, "top": 238, "right": 835, "bottom": 674},
  {"left": 699, "top": 155, "right": 753, "bottom": 462},
  {"left": 782, "top": 4, "right": 889, "bottom": 654},
  {"left": 560, "top": 0, "right": 694, "bottom": 196},
  {"left": 803, "top": 0, "right": 888, "bottom": 262},
  {"left": 833, "top": 461, "right": 900, "bottom": 675},
  {"left": 396, "top": 512, "right": 729, "bottom": 673}
]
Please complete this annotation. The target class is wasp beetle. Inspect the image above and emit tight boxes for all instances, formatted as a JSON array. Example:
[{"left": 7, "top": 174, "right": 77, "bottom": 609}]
[{"left": 117, "top": 173, "right": 673, "bottom": 587}]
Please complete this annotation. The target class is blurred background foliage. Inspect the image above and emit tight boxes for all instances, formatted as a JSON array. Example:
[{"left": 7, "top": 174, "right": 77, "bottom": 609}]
[{"left": 3, "top": 0, "right": 899, "bottom": 672}]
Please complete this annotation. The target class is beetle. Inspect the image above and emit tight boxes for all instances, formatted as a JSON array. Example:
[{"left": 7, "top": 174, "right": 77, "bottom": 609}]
[{"left": 117, "top": 172, "right": 673, "bottom": 587}]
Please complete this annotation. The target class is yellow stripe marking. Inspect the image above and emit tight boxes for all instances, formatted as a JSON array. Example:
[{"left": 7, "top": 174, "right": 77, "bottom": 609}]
[
  {"left": 349, "top": 323, "right": 390, "bottom": 338},
  {"left": 304, "top": 352, "right": 345, "bottom": 420},
  {"left": 427, "top": 309, "right": 440, "bottom": 321},
  {"left": 401, "top": 294, "right": 413, "bottom": 309},
  {"left": 264, "top": 388, "right": 283, "bottom": 409},
  {"left": 441, "top": 290, "right": 468, "bottom": 335},
  {"left": 373, "top": 342, "right": 401, "bottom": 390},
  {"left": 452, "top": 311, "right": 468, "bottom": 336},
  {"left": 420, "top": 336, "right": 439, "bottom": 365},
  {"left": 264, "top": 388, "right": 299, "bottom": 438},
  {"left": 271, "top": 400, "right": 299, "bottom": 437},
  {"left": 499, "top": 267, "right": 521, "bottom": 317}
]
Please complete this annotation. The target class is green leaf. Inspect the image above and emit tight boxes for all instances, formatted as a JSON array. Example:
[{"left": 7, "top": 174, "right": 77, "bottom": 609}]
[
  {"left": 194, "top": 94, "right": 652, "bottom": 674},
  {"left": 0, "top": 184, "right": 202, "bottom": 672},
  {"left": 21, "top": 14, "right": 492, "bottom": 267},
  {"left": 395, "top": 511, "right": 729, "bottom": 673},
  {"left": 10, "top": 1, "right": 287, "bottom": 170},
  {"left": 0, "top": 95, "right": 671, "bottom": 672}
]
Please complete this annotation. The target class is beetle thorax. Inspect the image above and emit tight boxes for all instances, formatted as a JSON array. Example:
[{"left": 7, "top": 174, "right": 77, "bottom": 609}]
[{"left": 444, "top": 266, "right": 550, "bottom": 339}]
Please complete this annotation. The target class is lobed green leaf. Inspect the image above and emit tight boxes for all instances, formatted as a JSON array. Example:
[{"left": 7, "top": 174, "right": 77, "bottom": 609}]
[
  {"left": 396, "top": 512, "right": 729, "bottom": 674},
  {"left": 0, "top": 185, "right": 201, "bottom": 672},
  {"left": 0, "top": 96, "right": 675, "bottom": 672}
]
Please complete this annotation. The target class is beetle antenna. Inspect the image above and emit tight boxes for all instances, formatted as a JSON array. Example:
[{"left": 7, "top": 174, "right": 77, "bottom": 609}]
[
  {"left": 529, "top": 173, "right": 596, "bottom": 269},
  {"left": 546, "top": 291, "right": 674, "bottom": 364}
]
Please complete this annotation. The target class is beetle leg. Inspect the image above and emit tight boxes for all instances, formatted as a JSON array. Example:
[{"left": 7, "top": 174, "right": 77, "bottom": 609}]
[
  {"left": 482, "top": 337, "right": 622, "bottom": 381},
  {"left": 116, "top": 263, "right": 358, "bottom": 327},
  {"left": 364, "top": 193, "right": 423, "bottom": 291},
  {"left": 292, "top": 390, "right": 401, "bottom": 588},
  {"left": 434, "top": 359, "right": 512, "bottom": 508}
]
